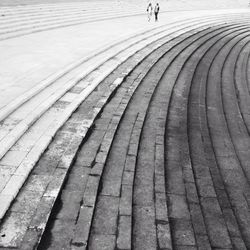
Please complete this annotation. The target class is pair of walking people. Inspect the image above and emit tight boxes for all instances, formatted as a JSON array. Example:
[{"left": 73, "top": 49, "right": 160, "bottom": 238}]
[{"left": 147, "top": 2, "right": 160, "bottom": 22}]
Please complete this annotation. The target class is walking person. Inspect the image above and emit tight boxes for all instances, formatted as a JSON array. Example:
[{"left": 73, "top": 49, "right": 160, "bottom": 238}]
[
  {"left": 154, "top": 3, "right": 160, "bottom": 22},
  {"left": 147, "top": 2, "right": 153, "bottom": 22}
]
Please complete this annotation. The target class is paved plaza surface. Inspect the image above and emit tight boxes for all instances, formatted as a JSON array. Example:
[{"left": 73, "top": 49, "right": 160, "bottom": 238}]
[{"left": 1, "top": 0, "right": 250, "bottom": 249}]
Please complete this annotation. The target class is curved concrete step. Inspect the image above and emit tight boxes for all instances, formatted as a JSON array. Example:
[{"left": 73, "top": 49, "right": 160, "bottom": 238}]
[
  {"left": 0, "top": 2, "right": 146, "bottom": 40},
  {"left": 0, "top": 16, "right": 228, "bottom": 161},
  {"left": 0, "top": 2, "right": 141, "bottom": 23},
  {"left": 0, "top": 3, "right": 248, "bottom": 41},
  {"left": 0, "top": 13, "right": 246, "bottom": 123},
  {"left": 205, "top": 28, "right": 250, "bottom": 249},
  {"left": 0, "top": 10, "right": 143, "bottom": 34},
  {"left": 0, "top": 1, "right": 138, "bottom": 15},
  {"left": 0, "top": 15, "right": 236, "bottom": 238},
  {"left": 168, "top": 25, "right": 250, "bottom": 250},
  {"left": 1, "top": 15, "right": 243, "bottom": 164},
  {"left": 172, "top": 19, "right": 250, "bottom": 250},
  {"left": 38, "top": 20, "right": 250, "bottom": 250},
  {"left": 1, "top": 13, "right": 250, "bottom": 250},
  {"left": 35, "top": 21, "right": 226, "bottom": 250}
]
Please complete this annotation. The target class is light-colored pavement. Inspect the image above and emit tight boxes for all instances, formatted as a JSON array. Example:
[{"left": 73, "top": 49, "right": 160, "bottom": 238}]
[
  {"left": 0, "top": 2, "right": 250, "bottom": 249},
  {"left": 0, "top": 6, "right": 249, "bottom": 111},
  {"left": 0, "top": 0, "right": 248, "bottom": 8}
]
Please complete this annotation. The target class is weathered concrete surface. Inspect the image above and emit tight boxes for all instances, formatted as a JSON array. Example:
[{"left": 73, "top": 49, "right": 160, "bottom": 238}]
[{"left": 0, "top": 2, "right": 250, "bottom": 250}]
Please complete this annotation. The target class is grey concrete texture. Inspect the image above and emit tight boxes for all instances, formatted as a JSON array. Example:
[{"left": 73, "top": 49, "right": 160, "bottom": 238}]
[{"left": 1, "top": 1, "right": 250, "bottom": 250}]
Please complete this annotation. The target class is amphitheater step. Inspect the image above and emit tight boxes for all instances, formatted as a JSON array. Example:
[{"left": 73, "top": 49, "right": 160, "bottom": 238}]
[
  {"left": 0, "top": 14, "right": 241, "bottom": 229},
  {"left": 1, "top": 11, "right": 250, "bottom": 250},
  {"left": 38, "top": 17, "right": 250, "bottom": 250},
  {"left": 0, "top": 2, "right": 147, "bottom": 40}
]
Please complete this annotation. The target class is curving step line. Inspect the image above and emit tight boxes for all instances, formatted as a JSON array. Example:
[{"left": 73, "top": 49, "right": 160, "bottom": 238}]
[
  {"left": 127, "top": 25, "right": 222, "bottom": 250},
  {"left": 187, "top": 26, "right": 250, "bottom": 249},
  {"left": 34, "top": 22, "right": 250, "bottom": 249},
  {"left": 87, "top": 23, "right": 250, "bottom": 250},
  {"left": 0, "top": 10, "right": 142, "bottom": 28},
  {"left": 187, "top": 29, "right": 243, "bottom": 250},
  {"left": 0, "top": 9, "right": 145, "bottom": 34},
  {"left": 0, "top": 8, "right": 193, "bottom": 42},
  {"left": 85, "top": 24, "right": 217, "bottom": 250},
  {"left": 234, "top": 41, "right": 250, "bottom": 130},
  {"left": 247, "top": 46, "right": 250, "bottom": 91},
  {"left": 0, "top": 11, "right": 145, "bottom": 41},
  {"left": 36, "top": 21, "right": 233, "bottom": 250},
  {"left": 1, "top": 13, "right": 223, "bottom": 122},
  {"left": 1, "top": 19, "right": 195, "bottom": 141},
  {"left": 0, "top": 0, "right": 164, "bottom": 25},
  {"left": 0, "top": 2, "right": 135, "bottom": 16},
  {"left": 133, "top": 23, "right": 250, "bottom": 250},
  {"left": 0, "top": 4, "right": 143, "bottom": 25},
  {"left": 0, "top": 16, "right": 227, "bottom": 160},
  {"left": 0, "top": 18, "right": 239, "bottom": 249},
  {"left": 203, "top": 27, "right": 250, "bottom": 248},
  {"left": 0, "top": 11, "right": 247, "bottom": 41},
  {"left": 128, "top": 22, "right": 250, "bottom": 250},
  {"left": 185, "top": 25, "right": 250, "bottom": 250},
  {"left": 82, "top": 51, "right": 167, "bottom": 250},
  {"left": 164, "top": 23, "right": 250, "bottom": 250},
  {"left": 0, "top": 1, "right": 168, "bottom": 41},
  {"left": 48, "top": 22, "right": 250, "bottom": 249},
  {"left": 217, "top": 34, "right": 250, "bottom": 248},
  {"left": 0, "top": 16, "right": 236, "bottom": 237},
  {"left": 124, "top": 20, "right": 250, "bottom": 249},
  {"left": 0, "top": 3, "right": 131, "bottom": 16},
  {"left": 0, "top": 6, "right": 248, "bottom": 41},
  {"left": 0, "top": 2, "right": 124, "bottom": 17},
  {"left": 0, "top": 10, "right": 143, "bottom": 30},
  {"left": 0, "top": 17, "right": 197, "bottom": 248},
  {"left": 0, "top": 5, "right": 122, "bottom": 18},
  {"left": 0, "top": 11, "right": 248, "bottom": 117},
  {"left": 1, "top": 15, "right": 244, "bottom": 163},
  {"left": 1, "top": 13, "right": 248, "bottom": 122},
  {"left": 33, "top": 15, "right": 250, "bottom": 250},
  {"left": 222, "top": 37, "right": 250, "bottom": 180},
  {"left": 0, "top": 3, "right": 246, "bottom": 26},
  {"left": 0, "top": 17, "right": 250, "bottom": 248},
  {"left": 220, "top": 32, "right": 250, "bottom": 247}
]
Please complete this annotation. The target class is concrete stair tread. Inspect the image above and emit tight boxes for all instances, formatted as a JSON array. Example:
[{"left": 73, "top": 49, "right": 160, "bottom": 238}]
[
  {"left": 2, "top": 9, "right": 250, "bottom": 250},
  {"left": 40, "top": 16, "right": 250, "bottom": 250},
  {"left": 0, "top": 16, "right": 217, "bottom": 248},
  {"left": 0, "top": 2, "right": 145, "bottom": 40},
  {"left": 0, "top": 15, "right": 229, "bottom": 160},
  {"left": 0, "top": 15, "right": 216, "bottom": 232}
]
